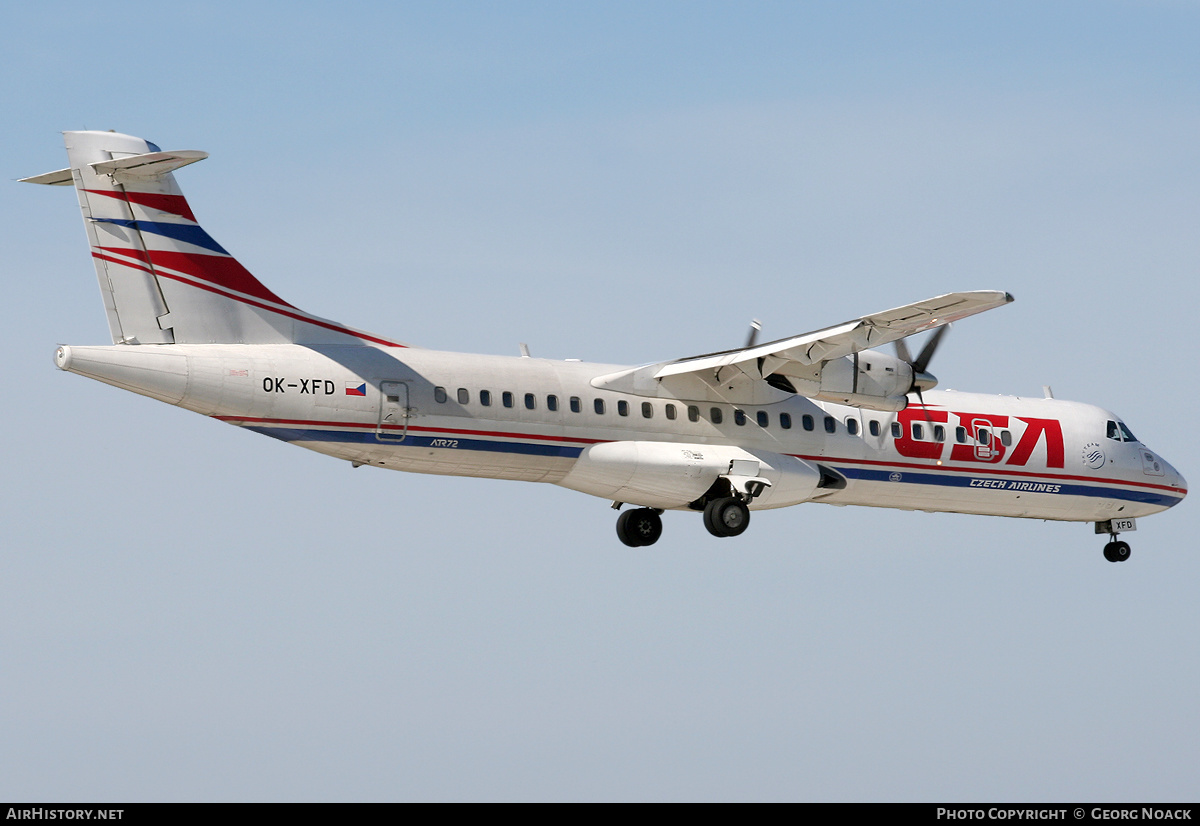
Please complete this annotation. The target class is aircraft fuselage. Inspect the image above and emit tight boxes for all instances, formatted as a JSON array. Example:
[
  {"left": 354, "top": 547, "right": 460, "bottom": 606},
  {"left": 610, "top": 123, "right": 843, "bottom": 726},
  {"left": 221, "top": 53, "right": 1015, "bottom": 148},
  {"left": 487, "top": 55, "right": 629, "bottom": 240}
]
[{"left": 56, "top": 342, "right": 1185, "bottom": 524}]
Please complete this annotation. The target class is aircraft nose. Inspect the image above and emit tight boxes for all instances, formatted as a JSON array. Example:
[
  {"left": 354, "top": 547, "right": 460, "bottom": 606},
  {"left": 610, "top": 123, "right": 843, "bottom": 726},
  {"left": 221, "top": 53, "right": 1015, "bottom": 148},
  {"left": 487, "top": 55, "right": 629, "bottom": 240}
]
[
  {"left": 1160, "top": 457, "right": 1187, "bottom": 507},
  {"left": 1173, "top": 466, "right": 1187, "bottom": 499}
]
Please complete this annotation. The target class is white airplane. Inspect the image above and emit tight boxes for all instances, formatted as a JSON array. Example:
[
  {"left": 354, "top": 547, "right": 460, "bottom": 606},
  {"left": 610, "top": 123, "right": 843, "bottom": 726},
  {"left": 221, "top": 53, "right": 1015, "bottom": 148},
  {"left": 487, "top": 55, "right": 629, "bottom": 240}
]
[{"left": 24, "top": 131, "right": 1187, "bottom": 562}]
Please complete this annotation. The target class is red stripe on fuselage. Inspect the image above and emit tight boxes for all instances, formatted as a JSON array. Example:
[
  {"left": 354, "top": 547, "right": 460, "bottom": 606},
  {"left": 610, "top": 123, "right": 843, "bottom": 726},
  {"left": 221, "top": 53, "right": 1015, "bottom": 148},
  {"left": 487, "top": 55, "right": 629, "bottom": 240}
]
[
  {"left": 212, "top": 416, "right": 606, "bottom": 445},
  {"left": 786, "top": 452, "right": 1184, "bottom": 494},
  {"left": 208, "top": 415, "right": 1185, "bottom": 497}
]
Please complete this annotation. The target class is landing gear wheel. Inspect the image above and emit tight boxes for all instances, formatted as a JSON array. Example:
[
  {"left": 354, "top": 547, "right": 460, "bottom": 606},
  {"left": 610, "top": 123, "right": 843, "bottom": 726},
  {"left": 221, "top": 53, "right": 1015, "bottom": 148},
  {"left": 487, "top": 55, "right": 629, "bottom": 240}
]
[
  {"left": 616, "top": 508, "right": 663, "bottom": 547},
  {"left": 1103, "top": 540, "right": 1131, "bottom": 563},
  {"left": 703, "top": 497, "right": 750, "bottom": 538}
]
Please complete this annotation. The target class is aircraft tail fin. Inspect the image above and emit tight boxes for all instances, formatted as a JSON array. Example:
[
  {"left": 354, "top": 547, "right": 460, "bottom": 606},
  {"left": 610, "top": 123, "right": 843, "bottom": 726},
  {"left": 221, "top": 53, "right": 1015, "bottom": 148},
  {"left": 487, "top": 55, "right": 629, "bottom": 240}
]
[{"left": 23, "top": 131, "right": 404, "bottom": 347}]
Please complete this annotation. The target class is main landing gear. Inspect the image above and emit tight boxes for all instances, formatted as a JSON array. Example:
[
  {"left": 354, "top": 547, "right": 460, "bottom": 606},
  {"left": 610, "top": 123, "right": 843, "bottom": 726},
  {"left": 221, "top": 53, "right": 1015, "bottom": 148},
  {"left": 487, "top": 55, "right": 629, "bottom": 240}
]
[
  {"left": 615, "top": 507, "right": 664, "bottom": 547},
  {"left": 703, "top": 497, "right": 750, "bottom": 538},
  {"left": 613, "top": 496, "right": 753, "bottom": 546}
]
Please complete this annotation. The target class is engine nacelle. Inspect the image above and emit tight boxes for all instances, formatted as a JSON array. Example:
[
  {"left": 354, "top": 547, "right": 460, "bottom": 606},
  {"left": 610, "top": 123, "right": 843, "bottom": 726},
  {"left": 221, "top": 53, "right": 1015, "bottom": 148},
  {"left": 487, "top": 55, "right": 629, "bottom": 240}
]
[
  {"left": 556, "top": 441, "right": 826, "bottom": 510},
  {"left": 771, "top": 349, "right": 914, "bottom": 411}
]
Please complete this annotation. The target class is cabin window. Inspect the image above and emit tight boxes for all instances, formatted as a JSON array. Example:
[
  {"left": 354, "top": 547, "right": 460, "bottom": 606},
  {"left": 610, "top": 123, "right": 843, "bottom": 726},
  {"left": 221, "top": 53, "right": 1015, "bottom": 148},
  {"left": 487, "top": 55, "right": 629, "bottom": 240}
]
[
  {"left": 642, "top": 402, "right": 653, "bottom": 419},
  {"left": 524, "top": 393, "right": 536, "bottom": 410},
  {"left": 757, "top": 411, "right": 769, "bottom": 428},
  {"left": 846, "top": 418, "right": 859, "bottom": 436},
  {"left": 912, "top": 423, "right": 924, "bottom": 440},
  {"left": 710, "top": 407, "right": 724, "bottom": 425},
  {"left": 734, "top": 409, "right": 746, "bottom": 426},
  {"left": 594, "top": 398, "right": 605, "bottom": 415},
  {"left": 779, "top": 412, "right": 792, "bottom": 430},
  {"left": 1000, "top": 430, "right": 1012, "bottom": 446},
  {"left": 617, "top": 400, "right": 629, "bottom": 417},
  {"left": 434, "top": 386, "right": 448, "bottom": 403},
  {"left": 457, "top": 388, "right": 469, "bottom": 404},
  {"left": 933, "top": 424, "right": 945, "bottom": 442},
  {"left": 688, "top": 405, "right": 700, "bottom": 423},
  {"left": 665, "top": 404, "right": 677, "bottom": 421},
  {"left": 869, "top": 420, "right": 880, "bottom": 437},
  {"left": 480, "top": 390, "right": 492, "bottom": 407},
  {"left": 803, "top": 415, "right": 815, "bottom": 432},
  {"left": 547, "top": 394, "right": 559, "bottom": 412},
  {"left": 891, "top": 422, "right": 902, "bottom": 438},
  {"left": 978, "top": 429, "right": 990, "bottom": 445},
  {"left": 824, "top": 416, "right": 836, "bottom": 434},
  {"left": 956, "top": 426, "right": 966, "bottom": 443},
  {"left": 502, "top": 391, "right": 514, "bottom": 408},
  {"left": 570, "top": 396, "right": 581, "bottom": 413}
]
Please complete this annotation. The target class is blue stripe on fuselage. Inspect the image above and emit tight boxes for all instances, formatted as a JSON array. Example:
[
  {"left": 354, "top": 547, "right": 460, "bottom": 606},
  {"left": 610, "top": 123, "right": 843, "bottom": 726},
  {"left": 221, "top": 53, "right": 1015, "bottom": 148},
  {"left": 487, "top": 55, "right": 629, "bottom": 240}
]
[
  {"left": 245, "top": 426, "right": 586, "bottom": 459},
  {"left": 837, "top": 465, "right": 1180, "bottom": 507},
  {"left": 242, "top": 425, "right": 1181, "bottom": 507}
]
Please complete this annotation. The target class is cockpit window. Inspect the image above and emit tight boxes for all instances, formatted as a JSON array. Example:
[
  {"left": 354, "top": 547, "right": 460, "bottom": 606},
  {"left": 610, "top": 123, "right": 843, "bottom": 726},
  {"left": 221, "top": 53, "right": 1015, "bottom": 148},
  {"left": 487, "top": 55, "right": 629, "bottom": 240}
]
[{"left": 1106, "top": 419, "right": 1139, "bottom": 442}]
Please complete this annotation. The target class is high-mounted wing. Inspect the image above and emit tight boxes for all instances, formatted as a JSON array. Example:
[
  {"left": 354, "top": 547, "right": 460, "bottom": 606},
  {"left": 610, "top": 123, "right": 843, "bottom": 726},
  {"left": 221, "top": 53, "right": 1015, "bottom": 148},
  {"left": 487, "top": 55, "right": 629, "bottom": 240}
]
[{"left": 593, "top": 291, "right": 1014, "bottom": 410}]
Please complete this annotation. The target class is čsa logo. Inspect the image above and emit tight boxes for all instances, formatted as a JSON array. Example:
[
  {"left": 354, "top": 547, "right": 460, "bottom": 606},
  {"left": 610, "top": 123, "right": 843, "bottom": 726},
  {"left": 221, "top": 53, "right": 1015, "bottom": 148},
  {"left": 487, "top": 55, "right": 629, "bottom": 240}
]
[{"left": 893, "top": 408, "right": 1064, "bottom": 468}]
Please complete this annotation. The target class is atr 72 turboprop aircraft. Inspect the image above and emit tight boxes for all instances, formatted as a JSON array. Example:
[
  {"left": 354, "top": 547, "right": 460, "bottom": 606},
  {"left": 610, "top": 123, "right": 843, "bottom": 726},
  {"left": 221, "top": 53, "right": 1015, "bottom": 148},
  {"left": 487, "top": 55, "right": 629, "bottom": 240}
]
[{"left": 24, "top": 131, "right": 1187, "bottom": 561}]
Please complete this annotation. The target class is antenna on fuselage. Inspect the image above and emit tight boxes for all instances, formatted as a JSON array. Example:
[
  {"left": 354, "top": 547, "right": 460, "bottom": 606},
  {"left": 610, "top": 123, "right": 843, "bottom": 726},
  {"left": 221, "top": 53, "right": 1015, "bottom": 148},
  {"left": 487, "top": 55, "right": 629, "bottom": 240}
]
[
  {"left": 745, "top": 320, "right": 762, "bottom": 348},
  {"left": 519, "top": 343, "right": 531, "bottom": 358}
]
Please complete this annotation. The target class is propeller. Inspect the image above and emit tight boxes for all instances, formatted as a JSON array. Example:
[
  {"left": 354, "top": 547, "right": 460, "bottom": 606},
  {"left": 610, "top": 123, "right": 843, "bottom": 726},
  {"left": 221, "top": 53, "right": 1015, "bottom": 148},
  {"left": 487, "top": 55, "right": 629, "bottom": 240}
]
[{"left": 894, "top": 324, "right": 949, "bottom": 408}]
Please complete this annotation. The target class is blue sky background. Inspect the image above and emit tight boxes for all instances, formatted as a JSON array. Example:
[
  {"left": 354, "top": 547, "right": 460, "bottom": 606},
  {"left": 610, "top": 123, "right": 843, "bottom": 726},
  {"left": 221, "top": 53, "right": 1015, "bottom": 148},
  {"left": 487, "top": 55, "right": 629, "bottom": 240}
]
[{"left": 2, "top": 0, "right": 1198, "bottom": 802}]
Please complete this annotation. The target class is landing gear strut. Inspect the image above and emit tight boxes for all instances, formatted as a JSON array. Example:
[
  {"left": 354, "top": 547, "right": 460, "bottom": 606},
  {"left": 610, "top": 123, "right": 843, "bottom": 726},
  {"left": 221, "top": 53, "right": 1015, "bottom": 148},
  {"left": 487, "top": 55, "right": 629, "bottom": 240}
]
[{"left": 616, "top": 507, "right": 664, "bottom": 547}]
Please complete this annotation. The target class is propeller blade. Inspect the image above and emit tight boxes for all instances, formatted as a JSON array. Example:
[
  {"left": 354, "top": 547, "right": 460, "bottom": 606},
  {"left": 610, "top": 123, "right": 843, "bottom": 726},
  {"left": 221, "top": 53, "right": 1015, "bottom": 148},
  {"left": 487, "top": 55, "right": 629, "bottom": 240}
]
[{"left": 912, "top": 324, "right": 949, "bottom": 374}]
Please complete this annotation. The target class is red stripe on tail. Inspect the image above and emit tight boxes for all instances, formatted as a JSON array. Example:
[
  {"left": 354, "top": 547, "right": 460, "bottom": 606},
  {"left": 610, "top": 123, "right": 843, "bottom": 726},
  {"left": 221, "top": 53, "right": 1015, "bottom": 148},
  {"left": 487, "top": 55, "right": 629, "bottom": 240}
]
[{"left": 85, "top": 189, "right": 198, "bottom": 222}]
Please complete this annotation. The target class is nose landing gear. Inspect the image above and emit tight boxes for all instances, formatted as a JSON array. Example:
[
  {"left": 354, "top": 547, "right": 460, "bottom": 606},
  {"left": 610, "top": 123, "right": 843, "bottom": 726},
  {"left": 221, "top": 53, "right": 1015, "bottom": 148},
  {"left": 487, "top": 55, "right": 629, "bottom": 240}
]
[
  {"left": 1096, "top": 520, "right": 1132, "bottom": 563},
  {"left": 1103, "top": 539, "right": 1131, "bottom": 563}
]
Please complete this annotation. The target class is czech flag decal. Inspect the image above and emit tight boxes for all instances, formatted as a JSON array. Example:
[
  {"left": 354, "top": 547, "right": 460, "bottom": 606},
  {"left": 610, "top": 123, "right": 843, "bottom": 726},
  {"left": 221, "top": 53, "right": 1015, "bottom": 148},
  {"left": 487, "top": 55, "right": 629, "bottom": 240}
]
[{"left": 345, "top": 382, "right": 367, "bottom": 397}]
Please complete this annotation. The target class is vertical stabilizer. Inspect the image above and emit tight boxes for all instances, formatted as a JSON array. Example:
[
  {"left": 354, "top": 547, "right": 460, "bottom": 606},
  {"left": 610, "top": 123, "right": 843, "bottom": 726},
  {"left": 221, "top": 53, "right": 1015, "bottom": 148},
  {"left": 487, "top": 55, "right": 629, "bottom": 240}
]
[{"left": 23, "top": 131, "right": 405, "bottom": 348}]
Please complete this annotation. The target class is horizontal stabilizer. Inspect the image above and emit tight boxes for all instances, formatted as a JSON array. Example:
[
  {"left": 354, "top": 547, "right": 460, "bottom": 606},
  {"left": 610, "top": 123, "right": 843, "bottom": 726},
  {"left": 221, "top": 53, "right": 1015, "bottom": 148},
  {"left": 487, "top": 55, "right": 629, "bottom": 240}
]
[
  {"left": 91, "top": 150, "right": 208, "bottom": 183},
  {"left": 19, "top": 168, "right": 75, "bottom": 186}
]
